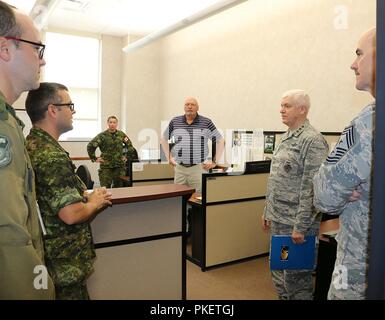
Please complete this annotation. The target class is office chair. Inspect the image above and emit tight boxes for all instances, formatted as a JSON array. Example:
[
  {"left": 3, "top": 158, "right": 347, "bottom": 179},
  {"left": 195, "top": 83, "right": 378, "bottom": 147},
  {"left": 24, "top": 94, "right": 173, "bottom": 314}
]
[
  {"left": 122, "top": 159, "right": 139, "bottom": 187},
  {"left": 76, "top": 164, "right": 94, "bottom": 189}
]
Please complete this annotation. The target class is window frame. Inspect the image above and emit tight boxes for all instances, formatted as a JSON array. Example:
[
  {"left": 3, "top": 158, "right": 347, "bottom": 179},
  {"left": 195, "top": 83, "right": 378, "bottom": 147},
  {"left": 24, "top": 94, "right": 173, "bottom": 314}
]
[{"left": 43, "top": 30, "right": 102, "bottom": 142}]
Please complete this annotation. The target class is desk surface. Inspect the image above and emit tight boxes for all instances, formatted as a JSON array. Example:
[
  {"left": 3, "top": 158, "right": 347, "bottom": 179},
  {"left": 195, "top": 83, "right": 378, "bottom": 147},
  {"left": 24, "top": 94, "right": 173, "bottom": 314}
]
[{"left": 110, "top": 184, "right": 194, "bottom": 205}]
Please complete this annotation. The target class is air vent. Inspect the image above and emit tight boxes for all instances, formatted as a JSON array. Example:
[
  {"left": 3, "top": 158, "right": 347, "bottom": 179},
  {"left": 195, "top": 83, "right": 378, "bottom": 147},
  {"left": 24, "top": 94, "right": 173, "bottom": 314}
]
[{"left": 59, "top": 0, "right": 89, "bottom": 12}]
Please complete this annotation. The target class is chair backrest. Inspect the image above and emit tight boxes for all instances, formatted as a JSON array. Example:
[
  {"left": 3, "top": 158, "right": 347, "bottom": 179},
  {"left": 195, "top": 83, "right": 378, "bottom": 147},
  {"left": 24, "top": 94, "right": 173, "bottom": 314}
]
[{"left": 76, "top": 165, "right": 94, "bottom": 189}]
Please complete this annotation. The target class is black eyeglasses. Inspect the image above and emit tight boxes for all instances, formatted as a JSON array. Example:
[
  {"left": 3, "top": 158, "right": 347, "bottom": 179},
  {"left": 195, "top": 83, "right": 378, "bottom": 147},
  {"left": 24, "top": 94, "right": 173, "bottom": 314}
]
[
  {"left": 52, "top": 103, "right": 75, "bottom": 112},
  {"left": 4, "top": 36, "right": 45, "bottom": 60}
]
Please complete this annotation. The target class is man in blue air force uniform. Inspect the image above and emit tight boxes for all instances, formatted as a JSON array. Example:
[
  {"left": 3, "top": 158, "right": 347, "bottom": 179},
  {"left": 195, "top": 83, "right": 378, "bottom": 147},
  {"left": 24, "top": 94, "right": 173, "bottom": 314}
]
[{"left": 313, "top": 28, "right": 376, "bottom": 300}]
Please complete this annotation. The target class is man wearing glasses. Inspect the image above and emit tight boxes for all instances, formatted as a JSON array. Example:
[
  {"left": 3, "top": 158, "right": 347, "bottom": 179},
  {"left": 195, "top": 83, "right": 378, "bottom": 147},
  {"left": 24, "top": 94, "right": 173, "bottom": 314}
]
[
  {"left": 0, "top": 2, "right": 54, "bottom": 299},
  {"left": 25, "top": 82, "right": 113, "bottom": 300}
]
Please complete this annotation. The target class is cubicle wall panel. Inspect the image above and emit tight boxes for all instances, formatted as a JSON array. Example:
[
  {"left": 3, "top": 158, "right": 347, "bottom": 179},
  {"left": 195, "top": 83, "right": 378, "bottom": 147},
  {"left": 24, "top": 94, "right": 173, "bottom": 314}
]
[
  {"left": 133, "top": 163, "right": 174, "bottom": 181},
  {"left": 87, "top": 237, "right": 182, "bottom": 299},
  {"left": 91, "top": 197, "right": 181, "bottom": 243},
  {"left": 206, "top": 174, "right": 269, "bottom": 203},
  {"left": 206, "top": 200, "right": 269, "bottom": 267}
]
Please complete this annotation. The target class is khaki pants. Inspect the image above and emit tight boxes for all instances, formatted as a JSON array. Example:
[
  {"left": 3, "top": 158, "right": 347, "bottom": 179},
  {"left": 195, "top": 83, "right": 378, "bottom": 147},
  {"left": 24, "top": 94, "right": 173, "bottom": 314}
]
[{"left": 174, "top": 164, "right": 205, "bottom": 195}]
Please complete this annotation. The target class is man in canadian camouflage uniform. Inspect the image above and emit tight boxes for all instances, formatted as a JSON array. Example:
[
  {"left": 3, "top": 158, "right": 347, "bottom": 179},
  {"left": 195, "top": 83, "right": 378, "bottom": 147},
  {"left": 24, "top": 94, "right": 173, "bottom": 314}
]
[
  {"left": 25, "top": 82, "right": 112, "bottom": 299},
  {"left": 313, "top": 28, "right": 376, "bottom": 300},
  {"left": 87, "top": 116, "right": 138, "bottom": 188},
  {"left": 262, "top": 89, "right": 329, "bottom": 300},
  {"left": 0, "top": 2, "right": 55, "bottom": 299}
]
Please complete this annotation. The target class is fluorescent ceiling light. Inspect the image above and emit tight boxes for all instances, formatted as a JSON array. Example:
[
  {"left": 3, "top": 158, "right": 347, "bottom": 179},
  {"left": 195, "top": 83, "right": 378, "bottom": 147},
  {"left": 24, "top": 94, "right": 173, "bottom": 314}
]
[
  {"left": 123, "top": 0, "right": 245, "bottom": 53},
  {"left": 123, "top": 0, "right": 227, "bottom": 33},
  {"left": 29, "top": 0, "right": 62, "bottom": 30}
]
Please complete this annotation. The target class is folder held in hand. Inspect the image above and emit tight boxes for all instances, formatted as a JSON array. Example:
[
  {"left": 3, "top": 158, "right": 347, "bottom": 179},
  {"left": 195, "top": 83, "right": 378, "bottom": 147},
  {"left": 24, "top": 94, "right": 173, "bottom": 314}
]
[{"left": 269, "top": 235, "right": 316, "bottom": 270}]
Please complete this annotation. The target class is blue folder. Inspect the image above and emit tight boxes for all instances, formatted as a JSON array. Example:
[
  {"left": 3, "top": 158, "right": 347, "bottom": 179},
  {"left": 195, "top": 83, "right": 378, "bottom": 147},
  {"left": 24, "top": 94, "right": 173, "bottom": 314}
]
[{"left": 269, "top": 235, "right": 316, "bottom": 270}]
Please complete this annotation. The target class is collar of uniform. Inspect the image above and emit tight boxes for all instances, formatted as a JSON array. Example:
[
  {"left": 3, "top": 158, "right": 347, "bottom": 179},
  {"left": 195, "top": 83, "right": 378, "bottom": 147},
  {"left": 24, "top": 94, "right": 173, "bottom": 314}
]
[
  {"left": 30, "top": 126, "right": 68, "bottom": 154},
  {"left": 183, "top": 113, "right": 200, "bottom": 124},
  {"left": 289, "top": 119, "right": 309, "bottom": 138},
  {"left": 0, "top": 91, "right": 25, "bottom": 127},
  {"left": 105, "top": 129, "right": 119, "bottom": 136},
  {"left": 0, "top": 91, "right": 8, "bottom": 120}
]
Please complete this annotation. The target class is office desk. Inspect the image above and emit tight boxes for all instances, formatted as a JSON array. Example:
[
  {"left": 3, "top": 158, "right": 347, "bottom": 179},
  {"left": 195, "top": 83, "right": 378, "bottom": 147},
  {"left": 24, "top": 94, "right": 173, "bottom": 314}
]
[
  {"left": 188, "top": 169, "right": 271, "bottom": 271},
  {"left": 87, "top": 184, "right": 194, "bottom": 299},
  {"left": 131, "top": 162, "right": 174, "bottom": 186}
]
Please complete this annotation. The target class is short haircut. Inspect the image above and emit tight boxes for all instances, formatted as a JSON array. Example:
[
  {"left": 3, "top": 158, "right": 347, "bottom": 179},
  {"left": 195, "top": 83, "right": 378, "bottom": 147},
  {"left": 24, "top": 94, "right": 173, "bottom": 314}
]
[
  {"left": 282, "top": 89, "right": 311, "bottom": 110},
  {"left": 0, "top": 1, "right": 22, "bottom": 37},
  {"left": 26, "top": 82, "right": 68, "bottom": 124},
  {"left": 107, "top": 116, "right": 118, "bottom": 122}
]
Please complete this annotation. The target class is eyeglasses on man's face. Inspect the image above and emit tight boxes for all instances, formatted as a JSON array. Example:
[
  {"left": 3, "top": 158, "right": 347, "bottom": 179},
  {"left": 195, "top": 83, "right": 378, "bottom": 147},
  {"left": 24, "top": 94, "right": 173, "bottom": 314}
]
[
  {"left": 52, "top": 103, "right": 75, "bottom": 112},
  {"left": 4, "top": 36, "right": 45, "bottom": 60}
]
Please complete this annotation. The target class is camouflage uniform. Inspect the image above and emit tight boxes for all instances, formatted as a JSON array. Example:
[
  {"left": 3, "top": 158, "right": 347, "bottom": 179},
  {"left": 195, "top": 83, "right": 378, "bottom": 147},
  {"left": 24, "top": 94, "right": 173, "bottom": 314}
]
[
  {"left": 0, "top": 93, "right": 54, "bottom": 299},
  {"left": 313, "top": 103, "right": 375, "bottom": 300},
  {"left": 27, "top": 126, "right": 95, "bottom": 300},
  {"left": 264, "top": 119, "right": 329, "bottom": 300},
  {"left": 87, "top": 130, "right": 138, "bottom": 188}
]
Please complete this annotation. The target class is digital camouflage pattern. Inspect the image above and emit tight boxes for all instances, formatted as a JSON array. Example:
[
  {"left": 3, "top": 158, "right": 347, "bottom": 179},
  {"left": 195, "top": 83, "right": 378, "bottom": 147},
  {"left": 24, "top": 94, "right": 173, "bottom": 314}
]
[
  {"left": 27, "top": 126, "right": 95, "bottom": 300},
  {"left": 87, "top": 129, "right": 138, "bottom": 169},
  {"left": 264, "top": 119, "right": 329, "bottom": 300},
  {"left": 98, "top": 167, "right": 126, "bottom": 188},
  {"left": 0, "top": 93, "right": 54, "bottom": 299},
  {"left": 55, "top": 281, "right": 89, "bottom": 300},
  {"left": 264, "top": 120, "right": 329, "bottom": 233},
  {"left": 313, "top": 103, "right": 375, "bottom": 300},
  {"left": 87, "top": 130, "right": 138, "bottom": 187}
]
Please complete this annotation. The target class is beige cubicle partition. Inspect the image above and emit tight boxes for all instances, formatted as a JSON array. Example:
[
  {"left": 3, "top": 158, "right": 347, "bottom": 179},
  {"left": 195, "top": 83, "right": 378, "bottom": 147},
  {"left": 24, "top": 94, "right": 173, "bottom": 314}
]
[
  {"left": 87, "top": 184, "right": 194, "bottom": 299},
  {"left": 132, "top": 162, "right": 174, "bottom": 186},
  {"left": 188, "top": 165, "right": 271, "bottom": 271},
  {"left": 205, "top": 174, "right": 270, "bottom": 267}
]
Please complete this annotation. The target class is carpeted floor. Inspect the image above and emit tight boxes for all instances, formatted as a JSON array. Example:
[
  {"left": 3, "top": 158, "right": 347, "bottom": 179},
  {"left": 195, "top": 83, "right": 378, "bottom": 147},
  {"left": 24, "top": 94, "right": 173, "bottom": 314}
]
[{"left": 186, "top": 256, "right": 277, "bottom": 300}]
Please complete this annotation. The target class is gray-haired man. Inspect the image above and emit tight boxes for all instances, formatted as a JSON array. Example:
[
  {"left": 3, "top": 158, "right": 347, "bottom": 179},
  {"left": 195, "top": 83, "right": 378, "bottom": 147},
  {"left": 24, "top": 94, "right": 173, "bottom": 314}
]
[{"left": 262, "top": 89, "right": 329, "bottom": 300}]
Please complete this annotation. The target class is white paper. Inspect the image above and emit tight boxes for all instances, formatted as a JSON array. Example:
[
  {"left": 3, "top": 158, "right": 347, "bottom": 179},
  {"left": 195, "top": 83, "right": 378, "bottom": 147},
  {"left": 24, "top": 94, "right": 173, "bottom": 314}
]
[{"left": 133, "top": 162, "right": 144, "bottom": 171}]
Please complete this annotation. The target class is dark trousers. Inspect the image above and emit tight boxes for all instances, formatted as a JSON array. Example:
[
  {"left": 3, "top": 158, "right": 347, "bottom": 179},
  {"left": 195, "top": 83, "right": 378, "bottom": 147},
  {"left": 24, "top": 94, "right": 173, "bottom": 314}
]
[{"left": 313, "top": 237, "right": 337, "bottom": 300}]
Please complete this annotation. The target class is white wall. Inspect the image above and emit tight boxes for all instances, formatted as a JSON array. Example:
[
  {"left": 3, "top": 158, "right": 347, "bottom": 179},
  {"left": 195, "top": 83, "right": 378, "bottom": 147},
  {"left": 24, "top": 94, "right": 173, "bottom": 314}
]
[
  {"left": 100, "top": 35, "right": 124, "bottom": 125},
  {"left": 122, "top": 37, "right": 162, "bottom": 158},
  {"left": 123, "top": 0, "right": 376, "bottom": 150},
  {"left": 13, "top": 0, "right": 376, "bottom": 174}
]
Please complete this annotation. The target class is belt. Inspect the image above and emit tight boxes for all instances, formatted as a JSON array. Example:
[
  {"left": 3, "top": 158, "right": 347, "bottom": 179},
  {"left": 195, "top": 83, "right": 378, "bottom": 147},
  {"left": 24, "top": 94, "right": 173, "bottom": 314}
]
[{"left": 179, "top": 163, "right": 198, "bottom": 168}]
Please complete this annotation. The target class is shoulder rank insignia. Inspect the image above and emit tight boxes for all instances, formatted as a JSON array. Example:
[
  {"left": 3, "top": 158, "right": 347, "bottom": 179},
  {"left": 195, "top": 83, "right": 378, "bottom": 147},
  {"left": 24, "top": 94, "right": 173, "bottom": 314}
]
[
  {"left": 326, "top": 125, "right": 355, "bottom": 164},
  {"left": 0, "top": 135, "right": 12, "bottom": 167}
]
